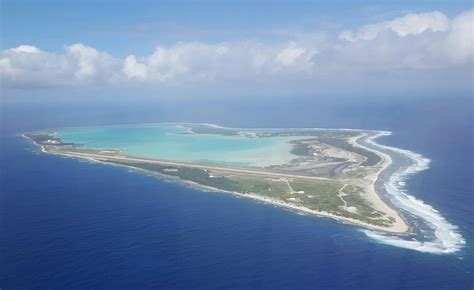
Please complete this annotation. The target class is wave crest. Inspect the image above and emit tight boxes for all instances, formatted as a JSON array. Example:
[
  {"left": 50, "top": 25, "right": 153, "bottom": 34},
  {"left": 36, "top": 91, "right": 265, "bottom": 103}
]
[{"left": 363, "top": 132, "right": 465, "bottom": 254}]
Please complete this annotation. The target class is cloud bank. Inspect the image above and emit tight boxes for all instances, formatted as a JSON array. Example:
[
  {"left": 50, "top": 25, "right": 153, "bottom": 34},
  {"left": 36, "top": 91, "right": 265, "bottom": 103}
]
[{"left": 1, "top": 9, "right": 472, "bottom": 88}]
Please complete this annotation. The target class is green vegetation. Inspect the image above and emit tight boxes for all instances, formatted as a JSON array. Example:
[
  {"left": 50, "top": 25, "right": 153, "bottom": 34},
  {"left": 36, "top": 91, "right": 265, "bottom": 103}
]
[
  {"left": 289, "top": 140, "right": 314, "bottom": 156},
  {"left": 316, "top": 137, "right": 381, "bottom": 166},
  {"left": 94, "top": 160, "right": 393, "bottom": 227},
  {"left": 345, "top": 168, "right": 367, "bottom": 178},
  {"left": 99, "top": 161, "right": 277, "bottom": 195},
  {"left": 338, "top": 185, "right": 393, "bottom": 226},
  {"left": 102, "top": 161, "right": 243, "bottom": 191},
  {"left": 289, "top": 180, "right": 343, "bottom": 212}
]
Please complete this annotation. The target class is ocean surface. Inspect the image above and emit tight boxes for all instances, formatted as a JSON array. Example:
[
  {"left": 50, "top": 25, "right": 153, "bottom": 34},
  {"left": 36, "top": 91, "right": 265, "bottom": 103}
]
[
  {"left": 1, "top": 96, "right": 472, "bottom": 289},
  {"left": 55, "top": 124, "right": 298, "bottom": 167}
]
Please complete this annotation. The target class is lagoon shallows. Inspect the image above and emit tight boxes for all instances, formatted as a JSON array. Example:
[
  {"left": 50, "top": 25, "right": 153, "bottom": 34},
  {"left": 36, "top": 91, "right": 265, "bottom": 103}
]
[{"left": 56, "top": 124, "right": 298, "bottom": 167}]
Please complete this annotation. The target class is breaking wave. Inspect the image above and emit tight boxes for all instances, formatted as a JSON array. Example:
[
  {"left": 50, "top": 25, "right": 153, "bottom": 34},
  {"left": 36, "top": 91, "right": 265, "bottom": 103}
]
[{"left": 363, "top": 132, "right": 465, "bottom": 254}]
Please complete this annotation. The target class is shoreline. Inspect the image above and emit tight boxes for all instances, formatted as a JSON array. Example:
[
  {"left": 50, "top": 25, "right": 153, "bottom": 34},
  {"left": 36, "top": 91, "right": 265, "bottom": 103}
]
[
  {"left": 38, "top": 142, "right": 409, "bottom": 234},
  {"left": 23, "top": 127, "right": 411, "bottom": 234},
  {"left": 350, "top": 133, "right": 410, "bottom": 233},
  {"left": 361, "top": 132, "right": 466, "bottom": 254},
  {"left": 21, "top": 123, "right": 467, "bottom": 254}
]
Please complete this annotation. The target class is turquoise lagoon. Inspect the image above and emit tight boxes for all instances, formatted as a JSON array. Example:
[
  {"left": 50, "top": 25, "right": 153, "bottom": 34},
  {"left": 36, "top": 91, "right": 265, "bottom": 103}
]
[{"left": 55, "top": 124, "right": 299, "bottom": 167}]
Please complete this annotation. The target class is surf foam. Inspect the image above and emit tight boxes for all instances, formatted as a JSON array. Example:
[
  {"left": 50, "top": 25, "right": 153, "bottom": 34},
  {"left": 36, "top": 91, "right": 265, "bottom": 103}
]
[{"left": 363, "top": 132, "right": 465, "bottom": 254}]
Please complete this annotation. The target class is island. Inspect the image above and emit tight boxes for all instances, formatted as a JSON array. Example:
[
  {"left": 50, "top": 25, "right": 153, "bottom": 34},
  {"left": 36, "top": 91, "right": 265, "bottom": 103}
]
[{"left": 23, "top": 123, "right": 410, "bottom": 234}]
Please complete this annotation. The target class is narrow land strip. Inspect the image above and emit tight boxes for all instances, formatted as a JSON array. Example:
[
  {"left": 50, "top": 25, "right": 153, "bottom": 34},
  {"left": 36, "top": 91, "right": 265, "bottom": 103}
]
[{"left": 24, "top": 126, "right": 410, "bottom": 234}]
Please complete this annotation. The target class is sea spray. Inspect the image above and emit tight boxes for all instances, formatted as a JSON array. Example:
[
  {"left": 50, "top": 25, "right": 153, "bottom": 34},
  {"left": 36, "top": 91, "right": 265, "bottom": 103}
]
[{"left": 363, "top": 132, "right": 465, "bottom": 254}]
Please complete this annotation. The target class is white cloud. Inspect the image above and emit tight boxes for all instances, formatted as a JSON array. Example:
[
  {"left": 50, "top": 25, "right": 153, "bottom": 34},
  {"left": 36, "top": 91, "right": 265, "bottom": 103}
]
[
  {"left": 275, "top": 42, "right": 306, "bottom": 66},
  {"left": 0, "top": 46, "right": 72, "bottom": 87},
  {"left": 0, "top": 9, "right": 472, "bottom": 89},
  {"left": 333, "top": 9, "right": 473, "bottom": 72},
  {"left": 120, "top": 41, "right": 315, "bottom": 83},
  {"left": 66, "top": 43, "right": 120, "bottom": 81},
  {"left": 10, "top": 45, "right": 41, "bottom": 54},
  {"left": 123, "top": 55, "right": 148, "bottom": 80},
  {"left": 444, "top": 9, "right": 474, "bottom": 64},
  {"left": 339, "top": 11, "right": 450, "bottom": 41},
  {"left": 0, "top": 44, "right": 121, "bottom": 87}
]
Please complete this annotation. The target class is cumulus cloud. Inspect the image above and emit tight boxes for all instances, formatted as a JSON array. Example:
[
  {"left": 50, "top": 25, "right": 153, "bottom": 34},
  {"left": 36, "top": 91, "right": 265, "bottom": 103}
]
[
  {"left": 339, "top": 11, "right": 450, "bottom": 41},
  {"left": 66, "top": 43, "right": 120, "bottom": 81},
  {"left": 123, "top": 55, "right": 148, "bottom": 80},
  {"left": 10, "top": 45, "right": 41, "bottom": 54},
  {"left": 329, "top": 9, "right": 473, "bottom": 73},
  {"left": 0, "top": 44, "right": 122, "bottom": 87},
  {"left": 121, "top": 41, "right": 316, "bottom": 83},
  {"left": 444, "top": 9, "right": 474, "bottom": 64},
  {"left": 1, "top": 9, "right": 472, "bottom": 88}
]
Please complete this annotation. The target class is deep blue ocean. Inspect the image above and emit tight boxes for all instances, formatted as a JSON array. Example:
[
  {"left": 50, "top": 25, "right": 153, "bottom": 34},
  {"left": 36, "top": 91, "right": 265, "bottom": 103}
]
[{"left": 1, "top": 95, "right": 473, "bottom": 289}]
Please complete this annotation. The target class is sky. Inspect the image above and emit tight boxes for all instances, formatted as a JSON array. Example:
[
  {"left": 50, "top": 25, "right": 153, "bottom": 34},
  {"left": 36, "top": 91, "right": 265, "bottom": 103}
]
[{"left": 1, "top": 0, "right": 473, "bottom": 101}]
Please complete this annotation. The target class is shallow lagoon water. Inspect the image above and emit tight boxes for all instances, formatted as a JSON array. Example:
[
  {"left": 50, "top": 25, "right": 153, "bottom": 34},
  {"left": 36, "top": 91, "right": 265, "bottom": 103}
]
[{"left": 56, "top": 124, "right": 298, "bottom": 167}]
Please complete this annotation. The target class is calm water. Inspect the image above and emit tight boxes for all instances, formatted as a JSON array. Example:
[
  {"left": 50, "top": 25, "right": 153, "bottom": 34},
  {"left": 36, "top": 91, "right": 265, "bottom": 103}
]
[
  {"left": 55, "top": 125, "right": 298, "bottom": 167},
  {"left": 1, "top": 96, "right": 472, "bottom": 289}
]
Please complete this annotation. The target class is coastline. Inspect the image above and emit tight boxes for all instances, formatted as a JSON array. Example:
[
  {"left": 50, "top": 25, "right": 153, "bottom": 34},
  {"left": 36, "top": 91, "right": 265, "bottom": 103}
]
[
  {"left": 22, "top": 127, "right": 412, "bottom": 234},
  {"left": 37, "top": 142, "right": 409, "bottom": 234},
  {"left": 360, "top": 132, "right": 466, "bottom": 254},
  {"left": 350, "top": 133, "right": 410, "bottom": 233}
]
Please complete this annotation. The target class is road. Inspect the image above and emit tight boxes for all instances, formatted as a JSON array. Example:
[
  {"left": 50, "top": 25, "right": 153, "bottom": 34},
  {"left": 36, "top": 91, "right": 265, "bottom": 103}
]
[
  {"left": 57, "top": 150, "right": 332, "bottom": 182},
  {"left": 337, "top": 184, "right": 348, "bottom": 207}
]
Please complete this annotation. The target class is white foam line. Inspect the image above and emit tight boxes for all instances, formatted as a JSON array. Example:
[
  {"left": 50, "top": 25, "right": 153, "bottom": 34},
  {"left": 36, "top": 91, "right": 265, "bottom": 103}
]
[{"left": 363, "top": 132, "right": 465, "bottom": 254}]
